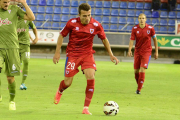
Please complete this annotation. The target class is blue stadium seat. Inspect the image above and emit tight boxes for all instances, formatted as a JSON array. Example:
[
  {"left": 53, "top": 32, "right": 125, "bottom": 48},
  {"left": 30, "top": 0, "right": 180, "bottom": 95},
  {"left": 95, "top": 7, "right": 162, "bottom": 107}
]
[
  {"left": 160, "top": 19, "right": 168, "bottom": 26},
  {"left": 152, "top": 11, "right": 159, "bottom": 18},
  {"left": 144, "top": 3, "right": 151, "bottom": 10},
  {"left": 110, "top": 17, "right": 118, "bottom": 24},
  {"left": 152, "top": 19, "right": 159, "bottom": 25},
  {"left": 26, "top": 0, "right": 30, "bottom": 5},
  {"left": 119, "top": 17, "right": 126, "bottom": 24},
  {"left": 111, "top": 9, "right": 119, "bottom": 16},
  {"left": 54, "top": 7, "right": 61, "bottom": 14},
  {"left": 36, "top": 14, "right": 44, "bottom": 21},
  {"left": 168, "top": 27, "right": 175, "bottom": 34},
  {"left": 55, "top": 0, "right": 62, "bottom": 6},
  {"left": 91, "top": 8, "right": 94, "bottom": 15},
  {"left": 43, "top": 22, "right": 52, "bottom": 29},
  {"left": 136, "top": 2, "right": 144, "bottom": 9},
  {"left": 144, "top": 11, "right": 151, "bottom": 18},
  {"left": 154, "top": 26, "right": 159, "bottom": 33},
  {"left": 103, "top": 9, "right": 110, "bottom": 16},
  {"left": 168, "top": 11, "right": 176, "bottom": 19},
  {"left": 135, "top": 18, "right": 139, "bottom": 24},
  {"left": 102, "top": 17, "right": 109, "bottom": 24},
  {"left": 112, "top": 1, "right": 119, "bottom": 9},
  {"left": 35, "top": 22, "right": 43, "bottom": 29},
  {"left": 53, "top": 15, "right": 61, "bottom": 22},
  {"left": 79, "top": 1, "right": 86, "bottom": 5},
  {"left": 103, "top": 1, "right": 111, "bottom": 8},
  {"left": 52, "top": 23, "right": 60, "bottom": 30},
  {"left": 127, "top": 10, "right": 135, "bottom": 17},
  {"left": 39, "top": 0, "right": 46, "bottom": 6},
  {"left": 119, "top": 10, "right": 127, "bottom": 17},
  {"left": 37, "top": 7, "right": 45, "bottom": 14},
  {"left": 110, "top": 25, "right": 118, "bottom": 32},
  {"left": 46, "top": 7, "right": 53, "bottom": 14},
  {"left": 71, "top": 0, "right": 78, "bottom": 7},
  {"left": 118, "top": 25, "right": 126, "bottom": 32},
  {"left": 95, "top": 9, "right": 102, "bottom": 16},
  {"left": 96, "top": 1, "right": 103, "bottom": 8},
  {"left": 63, "top": 0, "right": 70, "bottom": 7},
  {"left": 60, "top": 23, "right": 66, "bottom": 29},
  {"left": 62, "top": 8, "right": 69, "bottom": 14},
  {"left": 70, "top": 15, "right": 76, "bottom": 19},
  {"left": 94, "top": 16, "right": 102, "bottom": 23},
  {"left": 127, "top": 18, "right": 134, "bottom": 25},
  {"left": 168, "top": 19, "right": 175, "bottom": 26},
  {"left": 176, "top": 4, "right": 180, "bottom": 11},
  {"left": 47, "top": 0, "right": 54, "bottom": 6},
  {"left": 160, "top": 11, "right": 168, "bottom": 18},
  {"left": 159, "top": 26, "right": 167, "bottom": 34},
  {"left": 61, "top": 15, "right": 70, "bottom": 22},
  {"left": 31, "top": 0, "right": 38, "bottom": 5},
  {"left": 146, "top": 19, "right": 151, "bottom": 25},
  {"left": 120, "top": 2, "right": 127, "bottom": 9},
  {"left": 136, "top": 10, "right": 143, "bottom": 17},
  {"left": 128, "top": 2, "right": 135, "bottom": 9},
  {"left": 45, "top": 14, "right": 53, "bottom": 21},
  {"left": 70, "top": 8, "right": 78, "bottom": 15},
  {"left": 177, "top": 12, "right": 180, "bottom": 19},
  {"left": 126, "top": 25, "right": 133, "bottom": 32},
  {"left": 88, "top": 1, "right": 95, "bottom": 8},
  {"left": 30, "top": 6, "right": 37, "bottom": 13},
  {"left": 102, "top": 24, "right": 109, "bottom": 32}
]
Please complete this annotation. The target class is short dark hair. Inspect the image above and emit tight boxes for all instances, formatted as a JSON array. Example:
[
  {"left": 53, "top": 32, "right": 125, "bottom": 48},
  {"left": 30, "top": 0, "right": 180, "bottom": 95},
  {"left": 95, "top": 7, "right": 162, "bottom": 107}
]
[{"left": 78, "top": 3, "right": 91, "bottom": 14}]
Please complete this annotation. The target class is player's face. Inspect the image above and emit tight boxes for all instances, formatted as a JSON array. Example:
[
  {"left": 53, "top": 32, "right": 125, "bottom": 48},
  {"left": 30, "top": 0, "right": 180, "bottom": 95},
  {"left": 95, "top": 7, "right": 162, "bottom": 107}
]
[
  {"left": 0, "top": 0, "right": 10, "bottom": 10},
  {"left": 79, "top": 10, "right": 91, "bottom": 25},
  {"left": 138, "top": 15, "right": 146, "bottom": 26}
]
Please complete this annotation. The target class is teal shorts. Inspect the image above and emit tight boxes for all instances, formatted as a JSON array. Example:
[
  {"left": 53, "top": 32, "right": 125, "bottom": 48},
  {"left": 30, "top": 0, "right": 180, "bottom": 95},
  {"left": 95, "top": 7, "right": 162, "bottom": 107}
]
[{"left": 0, "top": 49, "right": 20, "bottom": 76}]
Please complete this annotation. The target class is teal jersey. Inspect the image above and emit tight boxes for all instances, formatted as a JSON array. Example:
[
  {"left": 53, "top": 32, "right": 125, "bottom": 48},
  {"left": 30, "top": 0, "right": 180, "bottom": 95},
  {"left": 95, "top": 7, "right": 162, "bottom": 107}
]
[
  {"left": 0, "top": 5, "right": 25, "bottom": 48},
  {"left": 17, "top": 19, "right": 36, "bottom": 45}
]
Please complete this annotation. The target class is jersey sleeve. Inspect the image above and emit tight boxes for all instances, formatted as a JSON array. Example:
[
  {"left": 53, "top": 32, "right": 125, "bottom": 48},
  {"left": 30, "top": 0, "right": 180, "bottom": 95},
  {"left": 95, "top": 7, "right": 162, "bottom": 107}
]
[
  {"left": 16, "top": 6, "right": 26, "bottom": 19},
  {"left": 29, "top": 21, "right": 36, "bottom": 29},
  {"left": 97, "top": 24, "right": 106, "bottom": 40},
  {"left": 60, "top": 20, "right": 72, "bottom": 37},
  {"left": 151, "top": 27, "right": 156, "bottom": 37},
  {"left": 130, "top": 27, "right": 136, "bottom": 40}
]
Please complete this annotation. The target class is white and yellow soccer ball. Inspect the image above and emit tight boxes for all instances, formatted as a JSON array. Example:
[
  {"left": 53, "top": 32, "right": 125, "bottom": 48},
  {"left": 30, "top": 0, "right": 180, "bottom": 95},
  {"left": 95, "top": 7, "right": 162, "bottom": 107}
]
[{"left": 103, "top": 101, "right": 119, "bottom": 116}]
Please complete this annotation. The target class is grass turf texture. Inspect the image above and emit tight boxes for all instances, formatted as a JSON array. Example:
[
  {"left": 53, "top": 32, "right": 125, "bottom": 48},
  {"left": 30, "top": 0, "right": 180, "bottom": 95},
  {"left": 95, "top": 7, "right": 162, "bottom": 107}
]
[{"left": 0, "top": 58, "right": 179, "bottom": 120}]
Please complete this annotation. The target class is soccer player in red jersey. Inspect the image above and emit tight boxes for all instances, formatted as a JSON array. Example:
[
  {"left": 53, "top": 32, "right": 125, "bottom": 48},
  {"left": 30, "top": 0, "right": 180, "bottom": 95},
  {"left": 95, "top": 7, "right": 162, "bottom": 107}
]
[
  {"left": 128, "top": 13, "right": 158, "bottom": 94},
  {"left": 53, "top": 3, "right": 119, "bottom": 115}
]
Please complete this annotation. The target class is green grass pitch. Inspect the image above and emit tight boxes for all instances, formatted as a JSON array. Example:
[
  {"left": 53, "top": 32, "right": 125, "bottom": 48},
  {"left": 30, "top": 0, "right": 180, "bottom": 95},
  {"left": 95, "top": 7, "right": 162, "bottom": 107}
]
[{"left": 0, "top": 58, "right": 180, "bottom": 120}]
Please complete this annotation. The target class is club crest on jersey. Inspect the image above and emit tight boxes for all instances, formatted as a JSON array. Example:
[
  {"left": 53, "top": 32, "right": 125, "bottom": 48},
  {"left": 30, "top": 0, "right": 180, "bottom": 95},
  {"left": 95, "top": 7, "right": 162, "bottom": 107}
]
[
  {"left": 24, "top": 20, "right": 27, "bottom": 23},
  {"left": 8, "top": 10, "right": 11, "bottom": 14},
  {"left": 147, "top": 30, "right": 150, "bottom": 34},
  {"left": 66, "top": 70, "right": 69, "bottom": 74},
  {"left": 90, "top": 29, "right": 94, "bottom": 34},
  {"left": 75, "top": 27, "right": 79, "bottom": 31}
]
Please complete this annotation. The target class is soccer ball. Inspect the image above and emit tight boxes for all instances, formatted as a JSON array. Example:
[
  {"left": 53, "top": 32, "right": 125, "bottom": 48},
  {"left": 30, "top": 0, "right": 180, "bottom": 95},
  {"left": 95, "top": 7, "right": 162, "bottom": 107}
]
[{"left": 103, "top": 101, "right": 119, "bottom": 116}]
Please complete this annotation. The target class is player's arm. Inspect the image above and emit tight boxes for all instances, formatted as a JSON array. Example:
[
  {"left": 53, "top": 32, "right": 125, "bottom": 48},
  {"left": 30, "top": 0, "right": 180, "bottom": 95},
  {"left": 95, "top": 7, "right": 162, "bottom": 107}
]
[
  {"left": 128, "top": 40, "right": 134, "bottom": 57},
  {"left": 31, "top": 28, "right": 38, "bottom": 44},
  {"left": 153, "top": 36, "right": 158, "bottom": 59},
  {"left": 18, "top": 0, "right": 35, "bottom": 21},
  {"left": 29, "top": 33, "right": 33, "bottom": 41},
  {"left": 102, "top": 38, "right": 119, "bottom": 65},
  {"left": 53, "top": 34, "right": 64, "bottom": 64}
]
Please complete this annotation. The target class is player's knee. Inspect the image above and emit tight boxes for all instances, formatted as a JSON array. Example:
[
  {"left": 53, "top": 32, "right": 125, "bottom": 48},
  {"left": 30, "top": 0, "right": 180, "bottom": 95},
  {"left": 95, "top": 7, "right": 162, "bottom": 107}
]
[
  {"left": 140, "top": 67, "right": 146, "bottom": 72},
  {"left": 23, "top": 59, "right": 29, "bottom": 65},
  {"left": 64, "top": 77, "right": 73, "bottom": 86}
]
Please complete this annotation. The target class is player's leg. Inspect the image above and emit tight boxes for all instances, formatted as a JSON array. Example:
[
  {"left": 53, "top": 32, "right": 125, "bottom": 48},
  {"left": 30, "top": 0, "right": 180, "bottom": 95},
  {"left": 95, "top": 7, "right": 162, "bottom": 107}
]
[
  {"left": 137, "top": 55, "right": 151, "bottom": 94},
  {"left": 20, "top": 44, "right": 30, "bottom": 90},
  {"left": 134, "top": 54, "right": 140, "bottom": 84},
  {"left": 0, "top": 51, "right": 5, "bottom": 102}
]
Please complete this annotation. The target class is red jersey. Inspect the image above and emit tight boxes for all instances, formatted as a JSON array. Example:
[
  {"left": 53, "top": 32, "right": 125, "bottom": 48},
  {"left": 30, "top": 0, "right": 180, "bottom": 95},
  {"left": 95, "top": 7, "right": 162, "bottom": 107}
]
[
  {"left": 130, "top": 24, "right": 156, "bottom": 55},
  {"left": 60, "top": 17, "right": 106, "bottom": 57}
]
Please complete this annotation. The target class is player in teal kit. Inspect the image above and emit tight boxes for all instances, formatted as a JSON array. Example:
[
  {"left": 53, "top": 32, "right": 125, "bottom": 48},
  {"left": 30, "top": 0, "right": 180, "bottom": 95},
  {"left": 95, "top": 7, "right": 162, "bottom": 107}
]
[
  {"left": 0, "top": 0, "right": 35, "bottom": 110},
  {"left": 17, "top": 4, "right": 38, "bottom": 90}
]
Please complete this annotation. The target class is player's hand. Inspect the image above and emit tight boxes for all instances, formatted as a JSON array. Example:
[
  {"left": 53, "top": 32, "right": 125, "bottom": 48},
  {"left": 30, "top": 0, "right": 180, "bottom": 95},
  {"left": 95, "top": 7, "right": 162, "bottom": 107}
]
[
  {"left": 110, "top": 56, "right": 119, "bottom": 65},
  {"left": 53, "top": 52, "right": 60, "bottom": 64},
  {"left": 32, "top": 38, "right": 38, "bottom": 44},
  {"left": 128, "top": 51, "right": 133, "bottom": 57},
  {"left": 154, "top": 52, "right": 158, "bottom": 60}
]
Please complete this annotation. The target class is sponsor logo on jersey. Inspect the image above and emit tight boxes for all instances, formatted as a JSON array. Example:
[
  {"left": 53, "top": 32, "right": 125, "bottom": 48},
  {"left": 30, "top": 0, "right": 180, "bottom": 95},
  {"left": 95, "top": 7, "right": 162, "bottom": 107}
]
[
  {"left": 75, "top": 27, "right": 79, "bottom": 31},
  {"left": 93, "top": 22, "right": 98, "bottom": 27},
  {"left": 90, "top": 29, "right": 94, "bottom": 34},
  {"left": 134, "top": 26, "right": 137, "bottom": 29},
  {"left": 0, "top": 18, "right": 12, "bottom": 26},
  {"left": 71, "top": 19, "right": 77, "bottom": 23},
  {"left": 17, "top": 28, "right": 26, "bottom": 33},
  {"left": 147, "top": 30, "right": 150, "bottom": 34},
  {"left": 148, "top": 26, "right": 152, "bottom": 29}
]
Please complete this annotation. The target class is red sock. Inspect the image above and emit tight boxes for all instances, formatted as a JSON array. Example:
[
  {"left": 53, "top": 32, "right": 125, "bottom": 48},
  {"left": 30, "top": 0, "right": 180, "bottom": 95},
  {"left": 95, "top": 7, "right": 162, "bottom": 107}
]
[
  {"left": 84, "top": 79, "right": 95, "bottom": 107},
  {"left": 58, "top": 80, "right": 69, "bottom": 93},
  {"left": 135, "top": 73, "right": 139, "bottom": 84},
  {"left": 138, "top": 72, "right": 145, "bottom": 91}
]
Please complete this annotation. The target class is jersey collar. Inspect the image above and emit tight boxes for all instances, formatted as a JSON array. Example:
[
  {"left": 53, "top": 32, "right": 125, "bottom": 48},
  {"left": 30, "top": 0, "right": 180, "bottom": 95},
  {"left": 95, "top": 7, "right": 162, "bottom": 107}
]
[
  {"left": 77, "top": 17, "right": 93, "bottom": 25},
  {"left": 137, "top": 23, "right": 148, "bottom": 29}
]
